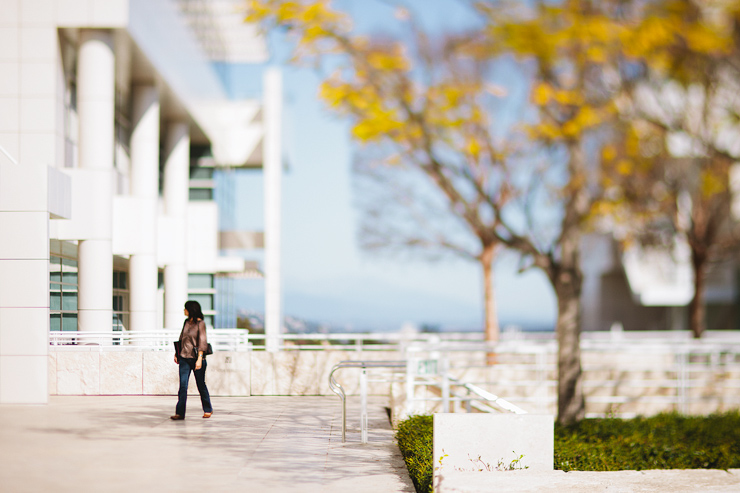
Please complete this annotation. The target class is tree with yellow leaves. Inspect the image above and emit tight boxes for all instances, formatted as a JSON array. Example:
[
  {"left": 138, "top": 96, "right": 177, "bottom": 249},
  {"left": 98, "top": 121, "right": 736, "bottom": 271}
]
[
  {"left": 599, "top": 0, "right": 740, "bottom": 338},
  {"left": 247, "top": 0, "right": 512, "bottom": 349},
  {"left": 246, "top": 0, "right": 633, "bottom": 425},
  {"left": 246, "top": 0, "right": 729, "bottom": 425},
  {"left": 480, "top": 0, "right": 740, "bottom": 421}
]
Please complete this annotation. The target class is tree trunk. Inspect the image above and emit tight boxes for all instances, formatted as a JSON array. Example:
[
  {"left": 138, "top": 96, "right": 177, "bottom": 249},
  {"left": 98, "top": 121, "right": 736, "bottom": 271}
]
[
  {"left": 551, "top": 141, "right": 587, "bottom": 425},
  {"left": 554, "top": 270, "right": 585, "bottom": 426},
  {"left": 481, "top": 243, "right": 500, "bottom": 365},
  {"left": 689, "top": 249, "right": 707, "bottom": 339}
]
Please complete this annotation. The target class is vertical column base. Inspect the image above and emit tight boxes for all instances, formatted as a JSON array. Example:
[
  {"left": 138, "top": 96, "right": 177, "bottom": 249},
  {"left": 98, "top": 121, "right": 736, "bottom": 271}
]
[
  {"left": 78, "top": 239, "right": 112, "bottom": 346},
  {"left": 129, "top": 254, "right": 158, "bottom": 333},
  {"left": 164, "top": 263, "right": 187, "bottom": 330}
]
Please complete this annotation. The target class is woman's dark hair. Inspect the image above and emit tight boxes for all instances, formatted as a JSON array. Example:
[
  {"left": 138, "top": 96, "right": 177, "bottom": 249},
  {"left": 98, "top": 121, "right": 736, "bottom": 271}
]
[{"left": 184, "top": 300, "right": 204, "bottom": 322}]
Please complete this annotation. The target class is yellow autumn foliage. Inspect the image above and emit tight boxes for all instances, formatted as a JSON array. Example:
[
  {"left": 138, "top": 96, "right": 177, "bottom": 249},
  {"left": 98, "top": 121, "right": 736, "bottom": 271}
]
[
  {"left": 700, "top": 170, "right": 727, "bottom": 197},
  {"left": 532, "top": 83, "right": 552, "bottom": 105},
  {"left": 616, "top": 159, "right": 634, "bottom": 176},
  {"left": 466, "top": 137, "right": 482, "bottom": 158},
  {"left": 601, "top": 145, "right": 617, "bottom": 162}
]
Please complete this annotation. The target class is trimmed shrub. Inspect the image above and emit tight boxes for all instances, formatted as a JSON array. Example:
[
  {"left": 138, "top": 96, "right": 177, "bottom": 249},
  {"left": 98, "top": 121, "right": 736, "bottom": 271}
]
[
  {"left": 396, "top": 414, "right": 434, "bottom": 493},
  {"left": 397, "top": 411, "right": 740, "bottom": 491},
  {"left": 555, "top": 411, "right": 740, "bottom": 471}
]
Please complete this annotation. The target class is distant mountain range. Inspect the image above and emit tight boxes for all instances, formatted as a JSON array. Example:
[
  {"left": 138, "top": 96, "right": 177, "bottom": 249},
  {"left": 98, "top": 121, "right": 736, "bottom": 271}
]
[
  {"left": 237, "top": 309, "right": 393, "bottom": 333},
  {"left": 236, "top": 309, "right": 553, "bottom": 334}
]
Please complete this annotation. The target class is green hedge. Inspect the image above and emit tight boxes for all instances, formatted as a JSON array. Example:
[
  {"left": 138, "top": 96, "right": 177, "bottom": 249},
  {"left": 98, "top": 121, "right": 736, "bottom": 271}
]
[
  {"left": 396, "top": 412, "right": 740, "bottom": 493},
  {"left": 396, "top": 415, "right": 434, "bottom": 493},
  {"left": 555, "top": 411, "right": 740, "bottom": 471}
]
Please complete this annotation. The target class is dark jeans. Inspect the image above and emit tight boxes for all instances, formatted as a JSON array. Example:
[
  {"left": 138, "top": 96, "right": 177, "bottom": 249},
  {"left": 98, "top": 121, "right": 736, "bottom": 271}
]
[{"left": 175, "top": 357, "right": 213, "bottom": 417}]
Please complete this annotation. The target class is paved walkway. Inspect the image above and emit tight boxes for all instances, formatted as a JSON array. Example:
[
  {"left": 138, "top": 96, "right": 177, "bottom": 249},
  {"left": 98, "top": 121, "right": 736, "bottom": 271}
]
[
  {"left": 0, "top": 396, "right": 415, "bottom": 493},
  {"left": 440, "top": 469, "right": 740, "bottom": 492}
]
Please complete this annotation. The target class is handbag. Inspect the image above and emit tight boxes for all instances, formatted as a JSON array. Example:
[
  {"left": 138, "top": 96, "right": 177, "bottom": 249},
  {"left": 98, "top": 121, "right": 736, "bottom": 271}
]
[{"left": 173, "top": 341, "right": 212, "bottom": 356}]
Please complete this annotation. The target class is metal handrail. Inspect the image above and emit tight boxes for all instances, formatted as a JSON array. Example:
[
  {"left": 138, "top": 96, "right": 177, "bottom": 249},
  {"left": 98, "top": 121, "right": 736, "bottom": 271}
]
[
  {"left": 448, "top": 377, "right": 528, "bottom": 414},
  {"left": 328, "top": 360, "right": 407, "bottom": 443}
]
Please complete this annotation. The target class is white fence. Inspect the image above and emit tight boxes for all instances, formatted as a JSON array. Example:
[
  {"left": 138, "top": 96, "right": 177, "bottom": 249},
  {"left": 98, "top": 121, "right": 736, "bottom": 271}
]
[{"left": 48, "top": 329, "right": 485, "bottom": 352}]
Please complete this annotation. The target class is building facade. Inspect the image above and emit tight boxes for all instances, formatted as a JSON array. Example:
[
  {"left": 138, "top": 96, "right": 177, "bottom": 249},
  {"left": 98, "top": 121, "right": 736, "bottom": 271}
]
[
  {"left": 0, "top": 0, "right": 282, "bottom": 403},
  {"left": 581, "top": 233, "right": 739, "bottom": 332}
]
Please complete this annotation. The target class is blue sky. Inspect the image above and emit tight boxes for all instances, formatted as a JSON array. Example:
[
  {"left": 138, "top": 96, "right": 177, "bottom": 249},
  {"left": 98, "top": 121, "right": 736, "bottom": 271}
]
[{"left": 222, "top": 0, "right": 557, "bottom": 331}]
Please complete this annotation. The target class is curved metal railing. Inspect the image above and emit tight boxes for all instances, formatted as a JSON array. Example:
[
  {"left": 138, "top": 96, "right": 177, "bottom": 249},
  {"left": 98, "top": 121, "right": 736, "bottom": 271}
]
[{"left": 328, "top": 360, "right": 407, "bottom": 443}]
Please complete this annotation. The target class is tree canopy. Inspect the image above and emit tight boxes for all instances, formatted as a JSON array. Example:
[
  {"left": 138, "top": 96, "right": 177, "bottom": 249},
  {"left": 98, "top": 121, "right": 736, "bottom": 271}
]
[{"left": 246, "top": 0, "right": 740, "bottom": 424}]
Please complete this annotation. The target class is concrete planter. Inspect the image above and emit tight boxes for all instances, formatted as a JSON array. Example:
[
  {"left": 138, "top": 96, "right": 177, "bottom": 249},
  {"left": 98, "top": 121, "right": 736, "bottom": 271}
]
[{"left": 433, "top": 413, "right": 554, "bottom": 492}]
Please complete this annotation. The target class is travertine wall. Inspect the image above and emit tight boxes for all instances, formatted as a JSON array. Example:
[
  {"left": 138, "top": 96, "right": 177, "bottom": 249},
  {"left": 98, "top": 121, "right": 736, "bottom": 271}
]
[
  {"left": 49, "top": 348, "right": 740, "bottom": 421},
  {"left": 48, "top": 350, "right": 399, "bottom": 397}
]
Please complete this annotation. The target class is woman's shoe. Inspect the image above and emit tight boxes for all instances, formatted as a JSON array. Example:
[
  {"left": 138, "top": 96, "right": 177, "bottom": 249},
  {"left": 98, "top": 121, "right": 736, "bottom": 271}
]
[
  {"left": 203, "top": 412, "right": 212, "bottom": 418},
  {"left": 170, "top": 415, "right": 184, "bottom": 420}
]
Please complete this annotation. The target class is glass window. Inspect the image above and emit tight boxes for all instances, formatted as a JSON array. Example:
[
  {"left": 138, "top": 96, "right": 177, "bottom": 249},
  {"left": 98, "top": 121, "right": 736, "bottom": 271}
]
[
  {"left": 62, "top": 272, "right": 78, "bottom": 285},
  {"left": 62, "top": 292, "right": 77, "bottom": 311},
  {"left": 113, "top": 271, "right": 127, "bottom": 290},
  {"left": 112, "top": 294, "right": 128, "bottom": 312},
  {"left": 112, "top": 313, "right": 127, "bottom": 333},
  {"left": 50, "top": 256, "right": 62, "bottom": 282},
  {"left": 62, "top": 314, "right": 77, "bottom": 331},
  {"left": 190, "top": 167, "right": 214, "bottom": 180},
  {"left": 50, "top": 313, "right": 61, "bottom": 331},
  {"left": 190, "top": 294, "right": 213, "bottom": 311},
  {"left": 50, "top": 285, "right": 61, "bottom": 310},
  {"left": 50, "top": 256, "right": 80, "bottom": 333},
  {"left": 112, "top": 270, "right": 130, "bottom": 335},
  {"left": 188, "top": 274, "right": 214, "bottom": 289},
  {"left": 204, "top": 315, "right": 215, "bottom": 328},
  {"left": 62, "top": 281, "right": 77, "bottom": 291},
  {"left": 189, "top": 188, "right": 213, "bottom": 201}
]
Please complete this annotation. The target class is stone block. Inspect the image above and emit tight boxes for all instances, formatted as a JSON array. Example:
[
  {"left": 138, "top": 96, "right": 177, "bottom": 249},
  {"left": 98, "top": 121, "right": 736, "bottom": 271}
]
[
  {"left": 48, "top": 350, "right": 56, "bottom": 395},
  {"left": 433, "top": 413, "right": 554, "bottom": 489},
  {"left": 0, "top": 354, "right": 47, "bottom": 403},
  {"left": 274, "top": 351, "right": 319, "bottom": 395},
  {"left": 92, "top": 0, "right": 128, "bottom": 26},
  {"left": 0, "top": 259, "right": 47, "bottom": 308},
  {"left": 55, "top": 351, "right": 100, "bottom": 395},
  {"left": 56, "top": 0, "right": 90, "bottom": 27},
  {"left": 143, "top": 351, "right": 177, "bottom": 395},
  {"left": 205, "top": 352, "right": 250, "bottom": 396},
  {"left": 250, "top": 351, "right": 275, "bottom": 395},
  {"left": 100, "top": 352, "right": 142, "bottom": 394},
  {"left": 389, "top": 380, "right": 407, "bottom": 427},
  {"left": 0, "top": 306, "right": 48, "bottom": 356}
]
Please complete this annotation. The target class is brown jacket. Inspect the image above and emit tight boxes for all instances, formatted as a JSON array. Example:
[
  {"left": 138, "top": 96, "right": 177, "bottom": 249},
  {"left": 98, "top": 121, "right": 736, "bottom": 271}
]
[{"left": 178, "top": 319, "right": 207, "bottom": 359}]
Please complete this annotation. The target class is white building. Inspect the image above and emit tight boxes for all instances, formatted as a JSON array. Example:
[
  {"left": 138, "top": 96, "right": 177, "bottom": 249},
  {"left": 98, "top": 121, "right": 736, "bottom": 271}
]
[
  {"left": 581, "top": 230, "right": 739, "bottom": 332},
  {"left": 0, "top": 0, "right": 283, "bottom": 404}
]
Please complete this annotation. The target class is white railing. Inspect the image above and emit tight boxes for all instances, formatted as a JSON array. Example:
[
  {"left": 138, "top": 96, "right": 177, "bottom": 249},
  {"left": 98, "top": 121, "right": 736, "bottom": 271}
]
[
  {"left": 49, "top": 329, "right": 251, "bottom": 351},
  {"left": 48, "top": 330, "right": 487, "bottom": 352}
]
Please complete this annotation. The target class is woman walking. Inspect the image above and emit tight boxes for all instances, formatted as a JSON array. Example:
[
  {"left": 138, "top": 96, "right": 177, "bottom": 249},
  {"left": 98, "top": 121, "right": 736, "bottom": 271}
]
[{"left": 171, "top": 300, "right": 213, "bottom": 420}]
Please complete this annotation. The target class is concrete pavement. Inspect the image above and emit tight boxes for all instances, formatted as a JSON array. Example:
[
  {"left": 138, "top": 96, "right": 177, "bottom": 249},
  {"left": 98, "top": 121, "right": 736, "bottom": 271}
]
[
  {"left": 5, "top": 395, "right": 739, "bottom": 493},
  {"left": 0, "top": 396, "right": 414, "bottom": 493},
  {"left": 438, "top": 468, "right": 740, "bottom": 492}
]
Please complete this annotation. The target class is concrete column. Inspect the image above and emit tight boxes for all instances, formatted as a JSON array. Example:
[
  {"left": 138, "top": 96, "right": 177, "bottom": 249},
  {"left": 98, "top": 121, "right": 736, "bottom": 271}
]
[
  {"left": 0, "top": 157, "right": 51, "bottom": 404},
  {"left": 128, "top": 85, "right": 160, "bottom": 332},
  {"left": 163, "top": 122, "right": 189, "bottom": 329},
  {"left": 77, "top": 30, "right": 114, "bottom": 333},
  {"left": 263, "top": 69, "right": 283, "bottom": 352}
]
